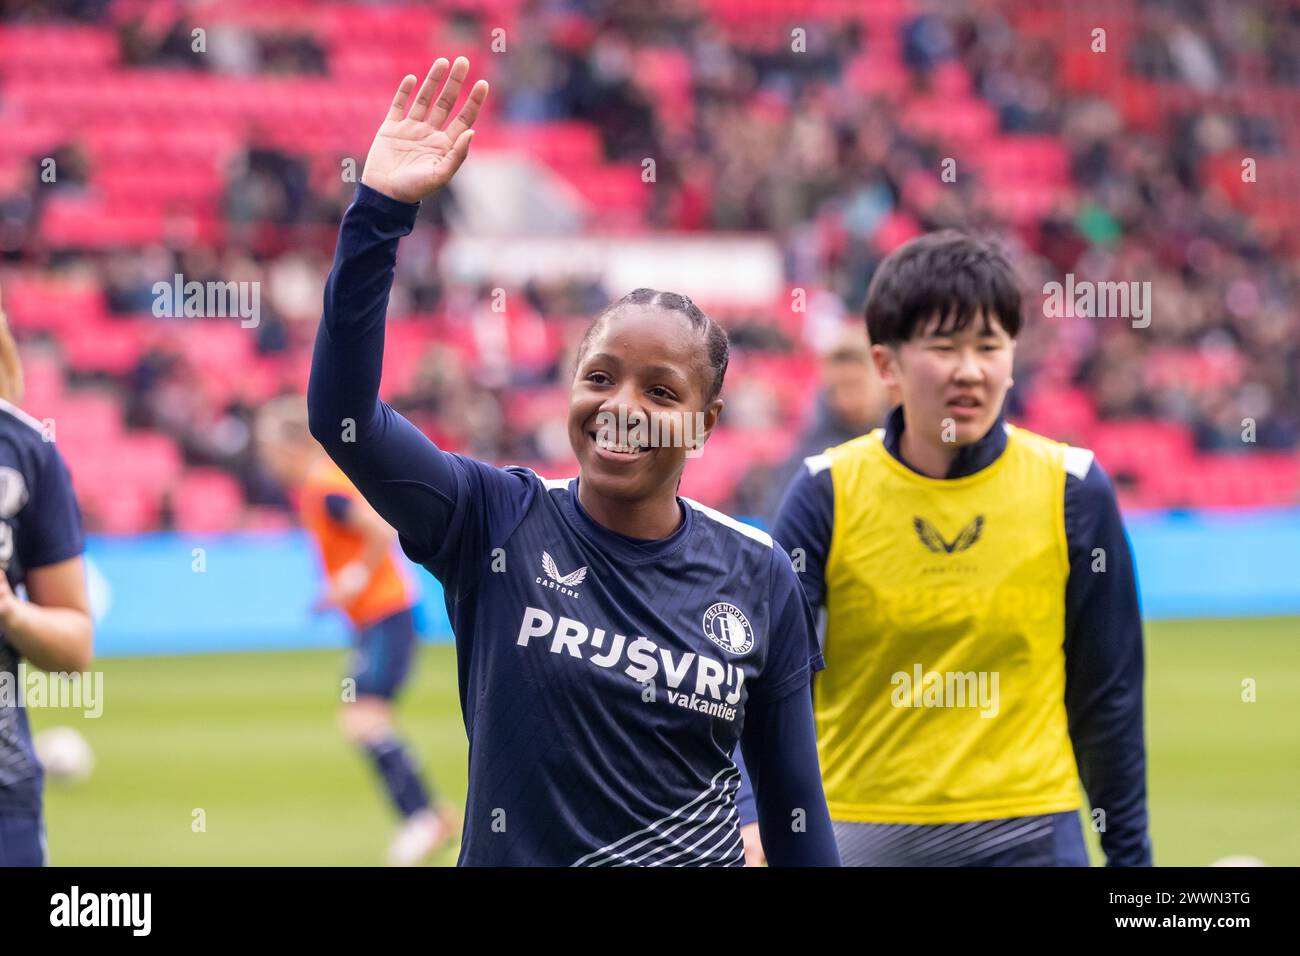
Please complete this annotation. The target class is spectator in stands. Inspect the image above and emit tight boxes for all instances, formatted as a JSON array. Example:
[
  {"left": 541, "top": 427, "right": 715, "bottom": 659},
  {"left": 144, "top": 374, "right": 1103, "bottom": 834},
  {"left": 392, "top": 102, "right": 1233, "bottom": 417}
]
[{"left": 756, "top": 323, "right": 889, "bottom": 520}]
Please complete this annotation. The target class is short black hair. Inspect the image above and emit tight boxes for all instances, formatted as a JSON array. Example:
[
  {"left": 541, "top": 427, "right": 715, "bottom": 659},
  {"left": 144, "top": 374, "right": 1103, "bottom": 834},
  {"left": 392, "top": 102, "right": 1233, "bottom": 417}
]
[
  {"left": 576, "top": 288, "right": 730, "bottom": 402},
  {"left": 863, "top": 230, "right": 1022, "bottom": 346}
]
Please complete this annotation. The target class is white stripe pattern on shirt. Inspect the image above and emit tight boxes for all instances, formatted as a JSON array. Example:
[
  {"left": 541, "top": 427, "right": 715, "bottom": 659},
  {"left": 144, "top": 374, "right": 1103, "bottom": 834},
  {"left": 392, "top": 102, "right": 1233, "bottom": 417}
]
[{"left": 572, "top": 767, "right": 743, "bottom": 867}]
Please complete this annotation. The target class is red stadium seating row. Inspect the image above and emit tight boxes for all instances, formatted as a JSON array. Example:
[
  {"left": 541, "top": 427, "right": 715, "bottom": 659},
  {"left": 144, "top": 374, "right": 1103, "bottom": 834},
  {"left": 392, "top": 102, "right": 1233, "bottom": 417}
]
[
  {"left": 549, "top": 164, "right": 653, "bottom": 228},
  {"left": 904, "top": 95, "right": 999, "bottom": 144},
  {"left": 2, "top": 274, "right": 108, "bottom": 333},
  {"left": 702, "top": 0, "right": 912, "bottom": 26},
  {"left": 170, "top": 468, "right": 248, "bottom": 534},
  {"left": 0, "top": 25, "right": 118, "bottom": 75},
  {"left": 38, "top": 193, "right": 221, "bottom": 248},
  {"left": 845, "top": 52, "right": 912, "bottom": 98},
  {"left": 1142, "top": 455, "right": 1300, "bottom": 510}
]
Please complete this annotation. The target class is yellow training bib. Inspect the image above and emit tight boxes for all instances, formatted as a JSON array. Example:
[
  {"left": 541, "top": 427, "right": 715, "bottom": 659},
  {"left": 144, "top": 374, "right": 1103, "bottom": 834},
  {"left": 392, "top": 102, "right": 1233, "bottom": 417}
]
[{"left": 816, "top": 424, "right": 1082, "bottom": 823}]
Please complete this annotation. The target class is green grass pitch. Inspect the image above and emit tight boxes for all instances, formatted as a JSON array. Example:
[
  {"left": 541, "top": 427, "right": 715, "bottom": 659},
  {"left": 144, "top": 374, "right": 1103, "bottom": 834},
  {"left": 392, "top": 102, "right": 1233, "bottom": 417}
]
[{"left": 28, "top": 615, "right": 1300, "bottom": 866}]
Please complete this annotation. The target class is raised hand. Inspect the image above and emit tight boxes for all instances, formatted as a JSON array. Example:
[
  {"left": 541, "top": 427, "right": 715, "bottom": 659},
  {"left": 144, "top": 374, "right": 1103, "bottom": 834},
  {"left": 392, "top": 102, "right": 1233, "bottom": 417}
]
[{"left": 360, "top": 56, "right": 489, "bottom": 204}]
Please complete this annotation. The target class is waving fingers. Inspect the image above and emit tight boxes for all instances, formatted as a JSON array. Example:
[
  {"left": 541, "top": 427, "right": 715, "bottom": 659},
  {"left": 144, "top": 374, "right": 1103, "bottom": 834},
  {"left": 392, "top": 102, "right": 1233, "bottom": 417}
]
[
  {"left": 407, "top": 58, "right": 451, "bottom": 123},
  {"left": 385, "top": 74, "right": 418, "bottom": 123},
  {"left": 445, "top": 79, "right": 489, "bottom": 142},
  {"left": 428, "top": 56, "right": 470, "bottom": 129}
]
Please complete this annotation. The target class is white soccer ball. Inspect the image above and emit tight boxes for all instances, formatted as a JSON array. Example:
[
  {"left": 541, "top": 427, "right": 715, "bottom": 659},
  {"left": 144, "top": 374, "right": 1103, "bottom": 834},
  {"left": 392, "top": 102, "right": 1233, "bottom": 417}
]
[
  {"left": 1210, "top": 855, "right": 1266, "bottom": 867},
  {"left": 34, "top": 726, "right": 95, "bottom": 783}
]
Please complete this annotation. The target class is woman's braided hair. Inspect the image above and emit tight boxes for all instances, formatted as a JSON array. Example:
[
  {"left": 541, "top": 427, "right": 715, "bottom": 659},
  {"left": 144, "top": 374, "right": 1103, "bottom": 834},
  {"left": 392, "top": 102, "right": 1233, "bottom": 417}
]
[{"left": 576, "top": 288, "right": 729, "bottom": 402}]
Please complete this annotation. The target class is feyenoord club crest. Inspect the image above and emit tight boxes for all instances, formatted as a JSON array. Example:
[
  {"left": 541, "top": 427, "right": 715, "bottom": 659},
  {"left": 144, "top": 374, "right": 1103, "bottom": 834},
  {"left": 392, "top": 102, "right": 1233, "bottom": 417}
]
[{"left": 702, "top": 602, "right": 753, "bottom": 655}]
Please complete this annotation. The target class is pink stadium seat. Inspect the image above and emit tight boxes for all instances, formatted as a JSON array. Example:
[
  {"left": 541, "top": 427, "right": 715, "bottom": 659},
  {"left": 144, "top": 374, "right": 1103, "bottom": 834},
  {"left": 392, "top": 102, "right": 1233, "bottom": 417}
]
[
  {"left": 51, "top": 392, "right": 123, "bottom": 442},
  {"left": 486, "top": 123, "right": 605, "bottom": 167},
  {"left": 1144, "top": 454, "right": 1300, "bottom": 509},
  {"left": 228, "top": 358, "right": 283, "bottom": 405},
  {"left": 873, "top": 210, "right": 923, "bottom": 254},
  {"left": 0, "top": 25, "right": 118, "bottom": 77},
  {"left": 546, "top": 163, "right": 652, "bottom": 228},
  {"left": 172, "top": 468, "right": 247, "bottom": 533},
  {"left": 635, "top": 48, "right": 695, "bottom": 128},
  {"left": 506, "top": 387, "right": 570, "bottom": 429},
  {"left": 15, "top": 350, "right": 66, "bottom": 410},
  {"left": 61, "top": 430, "right": 180, "bottom": 536},
  {"left": 1087, "top": 420, "right": 1195, "bottom": 480},
  {"left": 1019, "top": 387, "right": 1098, "bottom": 446},
  {"left": 170, "top": 322, "right": 256, "bottom": 372},
  {"left": 737, "top": 354, "right": 819, "bottom": 422},
  {"left": 845, "top": 52, "right": 910, "bottom": 98},
  {"left": 39, "top": 194, "right": 170, "bottom": 248},
  {"left": 3, "top": 281, "right": 97, "bottom": 334},
  {"left": 93, "top": 433, "right": 185, "bottom": 498},
  {"left": 61, "top": 320, "right": 149, "bottom": 376},
  {"left": 678, "top": 460, "right": 742, "bottom": 508},
  {"left": 0, "top": 119, "right": 75, "bottom": 160},
  {"left": 63, "top": 434, "right": 184, "bottom": 509},
  {"left": 903, "top": 95, "right": 998, "bottom": 144},
  {"left": 1144, "top": 348, "right": 1244, "bottom": 392},
  {"left": 931, "top": 62, "right": 972, "bottom": 97},
  {"left": 243, "top": 506, "right": 295, "bottom": 532},
  {"left": 967, "top": 136, "right": 1071, "bottom": 187},
  {"left": 88, "top": 485, "right": 161, "bottom": 535},
  {"left": 737, "top": 426, "right": 797, "bottom": 466}
]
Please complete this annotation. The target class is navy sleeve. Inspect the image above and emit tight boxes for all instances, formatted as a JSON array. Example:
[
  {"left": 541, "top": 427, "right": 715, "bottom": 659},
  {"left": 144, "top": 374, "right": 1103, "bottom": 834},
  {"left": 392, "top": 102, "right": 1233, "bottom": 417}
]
[
  {"left": 771, "top": 458, "right": 833, "bottom": 611},
  {"left": 753, "top": 544, "right": 826, "bottom": 702},
  {"left": 1063, "top": 458, "right": 1152, "bottom": 866},
  {"left": 18, "top": 442, "right": 85, "bottom": 569},
  {"left": 418, "top": 453, "right": 536, "bottom": 593},
  {"left": 308, "top": 183, "right": 530, "bottom": 591},
  {"left": 739, "top": 681, "right": 839, "bottom": 866},
  {"left": 731, "top": 742, "right": 756, "bottom": 827},
  {"left": 735, "top": 544, "right": 827, "bottom": 831}
]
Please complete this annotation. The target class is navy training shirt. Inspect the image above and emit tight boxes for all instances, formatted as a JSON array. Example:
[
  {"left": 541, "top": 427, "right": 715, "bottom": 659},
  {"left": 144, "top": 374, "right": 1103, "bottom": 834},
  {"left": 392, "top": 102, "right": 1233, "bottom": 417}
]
[
  {"left": 0, "top": 400, "right": 87, "bottom": 814},
  {"left": 413, "top": 455, "right": 821, "bottom": 865}
]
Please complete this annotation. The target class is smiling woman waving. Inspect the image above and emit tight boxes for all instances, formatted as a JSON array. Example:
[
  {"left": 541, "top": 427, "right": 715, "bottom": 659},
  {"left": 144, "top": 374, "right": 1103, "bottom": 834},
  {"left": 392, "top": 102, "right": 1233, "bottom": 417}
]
[{"left": 306, "top": 57, "right": 838, "bottom": 866}]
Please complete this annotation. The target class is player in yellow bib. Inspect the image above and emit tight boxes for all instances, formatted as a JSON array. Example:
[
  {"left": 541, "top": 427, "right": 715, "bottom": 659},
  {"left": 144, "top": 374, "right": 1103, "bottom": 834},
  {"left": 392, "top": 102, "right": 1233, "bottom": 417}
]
[{"left": 740, "top": 231, "right": 1151, "bottom": 865}]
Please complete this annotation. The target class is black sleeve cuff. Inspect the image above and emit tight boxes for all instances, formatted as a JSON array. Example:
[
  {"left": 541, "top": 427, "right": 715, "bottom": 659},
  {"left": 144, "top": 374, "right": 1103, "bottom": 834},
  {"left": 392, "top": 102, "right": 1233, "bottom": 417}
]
[{"left": 353, "top": 182, "right": 422, "bottom": 225}]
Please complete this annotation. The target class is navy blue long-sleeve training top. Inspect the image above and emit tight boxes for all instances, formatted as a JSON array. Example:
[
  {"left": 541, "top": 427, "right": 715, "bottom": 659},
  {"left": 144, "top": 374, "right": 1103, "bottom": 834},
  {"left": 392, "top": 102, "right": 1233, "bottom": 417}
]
[
  {"left": 0, "top": 401, "right": 86, "bottom": 816},
  {"left": 308, "top": 183, "right": 839, "bottom": 866}
]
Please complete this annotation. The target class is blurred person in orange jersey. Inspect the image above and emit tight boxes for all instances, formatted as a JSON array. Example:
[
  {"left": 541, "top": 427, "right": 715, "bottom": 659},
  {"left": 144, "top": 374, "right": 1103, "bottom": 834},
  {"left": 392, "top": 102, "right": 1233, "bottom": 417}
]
[{"left": 255, "top": 395, "right": 455, "bottom": 866}]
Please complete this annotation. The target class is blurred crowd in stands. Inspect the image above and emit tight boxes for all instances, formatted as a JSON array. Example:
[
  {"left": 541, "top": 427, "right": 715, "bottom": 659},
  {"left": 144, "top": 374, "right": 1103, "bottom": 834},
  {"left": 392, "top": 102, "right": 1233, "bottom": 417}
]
[{"left": 1, "top": 0, "right": 1297, "bottom": 531}]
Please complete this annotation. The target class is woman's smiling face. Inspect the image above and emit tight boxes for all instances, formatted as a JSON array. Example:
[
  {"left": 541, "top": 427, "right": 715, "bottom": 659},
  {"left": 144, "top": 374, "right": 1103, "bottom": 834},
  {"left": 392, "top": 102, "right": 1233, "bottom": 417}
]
[{"left": 568, "top": 303, "right": 723, "bottom": 505}]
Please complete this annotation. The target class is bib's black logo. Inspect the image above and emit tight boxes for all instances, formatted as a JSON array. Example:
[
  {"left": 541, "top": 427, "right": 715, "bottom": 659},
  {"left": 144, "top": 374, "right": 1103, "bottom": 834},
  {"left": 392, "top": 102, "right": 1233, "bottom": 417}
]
[{"left": 913, "top": 515, "right": 984, "bottom": 554}]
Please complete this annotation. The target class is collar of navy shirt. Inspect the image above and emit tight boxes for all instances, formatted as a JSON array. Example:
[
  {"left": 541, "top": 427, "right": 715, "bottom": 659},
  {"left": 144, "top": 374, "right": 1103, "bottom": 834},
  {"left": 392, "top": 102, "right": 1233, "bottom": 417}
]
[
  {"left": 881, "top": 403, "right": 1009, "bottom": 480},
  {"left": 563, "top": 476, "right": 696, "bottom": 565}
]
